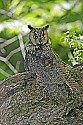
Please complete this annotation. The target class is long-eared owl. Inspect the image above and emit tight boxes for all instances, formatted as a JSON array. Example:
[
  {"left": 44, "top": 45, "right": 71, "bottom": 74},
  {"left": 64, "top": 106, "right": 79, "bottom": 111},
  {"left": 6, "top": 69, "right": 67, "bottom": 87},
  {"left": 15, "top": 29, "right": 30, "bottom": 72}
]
[
  {"left": 25, "top": 25, "right": 57, "bottom": 84},
  {"left": 25, "top": 25, "right": 76, "bottom": 112}
]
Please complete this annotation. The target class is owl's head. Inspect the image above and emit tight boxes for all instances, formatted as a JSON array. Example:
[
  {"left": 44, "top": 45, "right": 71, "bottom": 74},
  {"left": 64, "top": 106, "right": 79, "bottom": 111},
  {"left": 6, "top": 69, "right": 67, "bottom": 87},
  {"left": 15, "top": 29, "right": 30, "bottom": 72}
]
[{"left": 28, "top": 25, "right": 49, "bottom": 46}]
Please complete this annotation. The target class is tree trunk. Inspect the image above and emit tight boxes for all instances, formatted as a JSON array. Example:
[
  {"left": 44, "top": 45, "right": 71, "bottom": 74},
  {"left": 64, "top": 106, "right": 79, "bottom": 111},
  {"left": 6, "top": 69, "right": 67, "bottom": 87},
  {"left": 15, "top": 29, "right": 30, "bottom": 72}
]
[{"left": 0, "top": 52, "right": 83, "bottom": 125}]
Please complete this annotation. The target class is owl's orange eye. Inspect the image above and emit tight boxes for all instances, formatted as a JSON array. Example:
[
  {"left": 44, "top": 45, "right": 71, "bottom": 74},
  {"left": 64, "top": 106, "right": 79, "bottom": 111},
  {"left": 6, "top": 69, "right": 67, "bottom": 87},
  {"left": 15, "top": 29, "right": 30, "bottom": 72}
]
[{"left": 33, "top": 35, "right": 38, "bottom": 39}]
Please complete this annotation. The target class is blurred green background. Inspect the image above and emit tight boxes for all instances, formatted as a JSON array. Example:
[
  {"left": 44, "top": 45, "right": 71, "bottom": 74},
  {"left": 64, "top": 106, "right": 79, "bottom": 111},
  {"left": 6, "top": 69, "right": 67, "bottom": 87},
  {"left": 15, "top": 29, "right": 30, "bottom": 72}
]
[{"left": 0, "top": 0, "right": 83, "bottom": 80}]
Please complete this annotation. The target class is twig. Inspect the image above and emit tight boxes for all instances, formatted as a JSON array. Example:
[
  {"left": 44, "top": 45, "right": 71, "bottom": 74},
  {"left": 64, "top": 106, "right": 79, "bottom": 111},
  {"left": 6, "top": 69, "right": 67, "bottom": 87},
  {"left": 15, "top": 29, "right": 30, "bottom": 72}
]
[
  {"left": 0, "top": 56, "right": 18, "bottom": 73},
  {"left": 0, "top": 9, "right": 16, "bottom": 18},
  {"left": 0, "top": 36, "right": 18, "bottom": 49},
  {"left": 18, "top": 34, "right": 25, "bottom": 59},
  {"left": 6, "top": 47, "right": 21, "bottom": 60},
  {"left": 0, "top": 68, "right": 10, "bottom": 77}
]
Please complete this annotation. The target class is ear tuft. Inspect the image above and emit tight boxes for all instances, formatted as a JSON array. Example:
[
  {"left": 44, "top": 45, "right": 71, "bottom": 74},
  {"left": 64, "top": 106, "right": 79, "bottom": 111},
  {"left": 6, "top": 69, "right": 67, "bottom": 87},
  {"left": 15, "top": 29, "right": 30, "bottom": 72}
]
[
  {"left": 44, "top": 25, "right": 49, "bottom": 30},
  {"left": 28, "top": 25, "right": 33, "bottom": 30}
]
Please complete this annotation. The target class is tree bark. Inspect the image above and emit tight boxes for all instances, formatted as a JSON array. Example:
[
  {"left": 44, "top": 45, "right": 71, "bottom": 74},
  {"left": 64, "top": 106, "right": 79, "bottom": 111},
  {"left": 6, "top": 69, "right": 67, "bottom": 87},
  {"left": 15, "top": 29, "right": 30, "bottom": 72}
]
[{"left": 0, "top": 54, "right": 83, "bottom": 125}]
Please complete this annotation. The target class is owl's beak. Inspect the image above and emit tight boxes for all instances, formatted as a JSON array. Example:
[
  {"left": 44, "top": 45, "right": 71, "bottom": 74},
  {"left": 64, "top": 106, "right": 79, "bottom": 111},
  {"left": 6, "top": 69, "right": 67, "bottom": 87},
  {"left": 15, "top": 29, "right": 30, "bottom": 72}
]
[
  {"left": 36, "top": 39, "right": 42, "bottom": 46},
  {"left": 39, "top": 39, "right": 42, "bottom": 44}
]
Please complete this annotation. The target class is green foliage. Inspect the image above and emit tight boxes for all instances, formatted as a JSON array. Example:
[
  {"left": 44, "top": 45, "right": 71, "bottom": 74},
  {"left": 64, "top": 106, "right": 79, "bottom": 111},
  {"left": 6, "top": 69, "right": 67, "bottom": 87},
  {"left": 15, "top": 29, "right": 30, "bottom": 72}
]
[
  {"left": 0, "top": 0, "right": 83, "bottom": 80},
  {"left": 64, "top": 31, "right": 83, "bottom": 63}
]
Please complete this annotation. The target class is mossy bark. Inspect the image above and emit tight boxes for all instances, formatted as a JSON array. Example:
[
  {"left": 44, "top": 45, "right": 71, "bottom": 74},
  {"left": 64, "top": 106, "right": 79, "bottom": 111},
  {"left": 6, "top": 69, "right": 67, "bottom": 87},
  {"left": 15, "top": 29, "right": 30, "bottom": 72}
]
[{"left": 0, "top": 54, "right": 83, "bottom": 125}]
